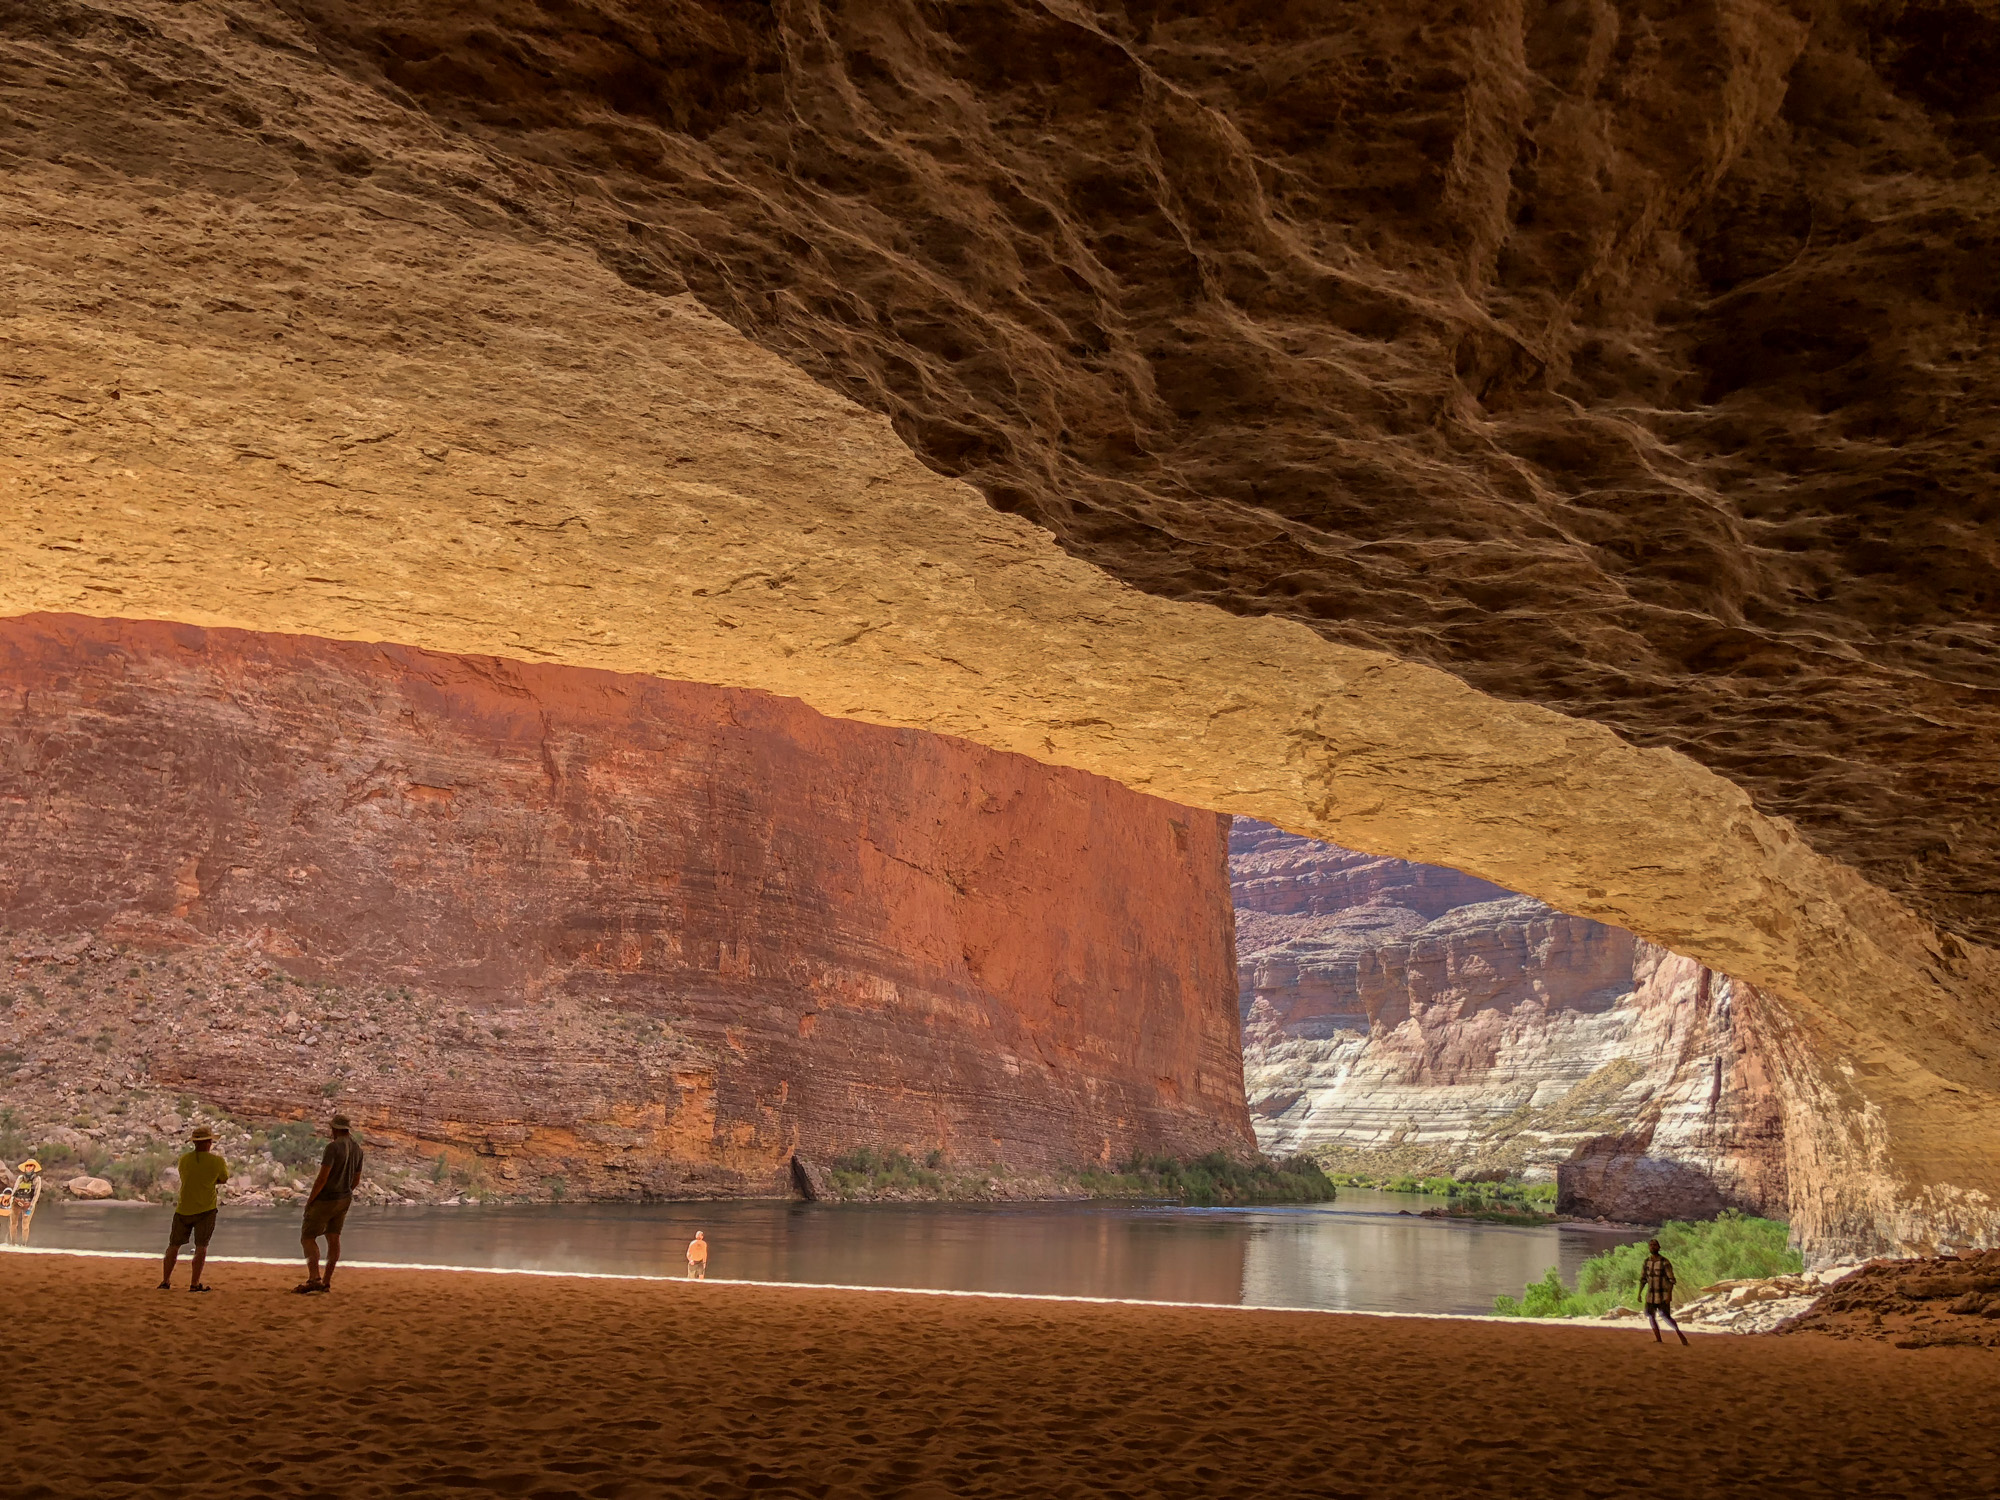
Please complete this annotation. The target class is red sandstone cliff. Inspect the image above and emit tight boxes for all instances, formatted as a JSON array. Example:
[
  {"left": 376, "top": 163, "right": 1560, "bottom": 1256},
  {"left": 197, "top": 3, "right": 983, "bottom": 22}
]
[
  {"left": 1233, "top": 822, "right": 1789, "bottom": 1222},
  {"left": 0, "top": 614, "right": 1251, "bottom": 1196}
]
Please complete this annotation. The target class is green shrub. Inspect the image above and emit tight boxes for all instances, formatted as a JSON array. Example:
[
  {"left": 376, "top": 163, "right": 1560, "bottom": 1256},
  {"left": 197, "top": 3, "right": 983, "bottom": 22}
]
[
  {"left": 260, "top": 1121, "right": 324, "bottom": 1168},
  {"left": 1494, "top": 1211, "right": 1801, "bottom": 1317},
  {"left": 831, "top": 1146, "right": 943, "bottom": 1197},
  {"left": 1081, "top": 1151, "right": 1337, "bottom": 1206},
  {"left": 0, "top": 1108, "right": 25, "bottom": 1163},
  {"left": 107, "top": 1147, "right": 175, "bottom": 1198}
]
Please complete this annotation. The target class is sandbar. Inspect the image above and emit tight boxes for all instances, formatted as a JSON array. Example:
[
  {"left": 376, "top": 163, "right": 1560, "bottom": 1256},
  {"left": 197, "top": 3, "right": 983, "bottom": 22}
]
[{"left": 6, "top": 1252, "right": 1994, "bottom": 1497}]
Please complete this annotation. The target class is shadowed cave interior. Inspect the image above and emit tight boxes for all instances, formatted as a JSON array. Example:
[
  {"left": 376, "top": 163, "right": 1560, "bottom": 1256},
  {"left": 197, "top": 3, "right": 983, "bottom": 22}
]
[{"left": 7, "top": 9, "right": 2000, "bottom": 1492}]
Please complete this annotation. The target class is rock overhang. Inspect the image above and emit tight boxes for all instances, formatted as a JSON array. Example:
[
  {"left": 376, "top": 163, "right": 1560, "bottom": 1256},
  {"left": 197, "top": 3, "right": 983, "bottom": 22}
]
[{"left": 2, "top": 0, "right": 1997, "bottom": 1256}]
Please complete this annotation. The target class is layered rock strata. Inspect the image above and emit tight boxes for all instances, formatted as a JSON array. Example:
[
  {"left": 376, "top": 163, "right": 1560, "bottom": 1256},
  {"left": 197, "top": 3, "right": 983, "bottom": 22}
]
[
  {"left": 3, "top": 2, "right": 1996, "bottom": 1256},
  {"left": 0, "top": 615, "right": 1251, "bottom": 1196},
  {"left": 1235, "top": 822, "right": 1789, "bottom": 1223}
]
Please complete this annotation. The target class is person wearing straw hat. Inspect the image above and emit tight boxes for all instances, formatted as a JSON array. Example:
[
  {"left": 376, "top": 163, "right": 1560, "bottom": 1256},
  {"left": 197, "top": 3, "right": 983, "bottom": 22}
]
[
  {"left": 294, "top": 1113, "right": 364, "bottom": 1295},
  {"left": 5, "top": 1158, "right": 44, "bottom": 1246},
  {"left": 160, "top": 1125, "right": 229, "bottom": 1291}
]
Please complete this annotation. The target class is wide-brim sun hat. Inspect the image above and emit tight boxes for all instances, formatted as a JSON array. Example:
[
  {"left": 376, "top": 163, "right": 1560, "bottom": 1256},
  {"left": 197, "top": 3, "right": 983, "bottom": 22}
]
[
  {"left": 17, "top": 1159, "right": 40, "bottom": 1172},
  {"left": 190, "top": 1128, "right": 215, "bottom": 1144},
  {"left": 330, "top": 1114, "right": 352, "bottom": 1129}
]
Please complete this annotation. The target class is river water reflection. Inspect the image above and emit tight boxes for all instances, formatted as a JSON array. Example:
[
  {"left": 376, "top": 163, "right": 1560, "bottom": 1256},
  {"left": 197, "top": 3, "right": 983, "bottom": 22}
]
[{"left": 26, "top": 1189, "right": 1649, "bottom": 1316}]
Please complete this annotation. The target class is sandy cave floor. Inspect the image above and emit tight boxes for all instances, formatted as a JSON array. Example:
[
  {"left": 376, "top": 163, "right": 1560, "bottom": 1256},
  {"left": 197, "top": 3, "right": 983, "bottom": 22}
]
[{"left": 4, "top": 1255, "right": 1996, "bottom": 1498}]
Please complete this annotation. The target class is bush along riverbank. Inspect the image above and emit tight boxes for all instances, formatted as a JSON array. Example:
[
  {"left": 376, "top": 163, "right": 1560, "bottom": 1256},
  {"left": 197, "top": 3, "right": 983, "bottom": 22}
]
[
  {"left": 1493, "top": 1211, "right": 1803, "bottom": 1317},
  {"left": 816, "top": 1148, "right": 1337, "bottom": 1206},
  {"left": 1328, "top": 1171, "right": 1559, "bottom": 1221},
  {"left": 1081, "top": 1152, "right": 1338, "bottom": 1206}
]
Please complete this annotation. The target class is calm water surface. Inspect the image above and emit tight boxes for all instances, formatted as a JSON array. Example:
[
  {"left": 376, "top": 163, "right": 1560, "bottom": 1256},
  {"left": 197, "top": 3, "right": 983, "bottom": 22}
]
[{"left": 24, "top": 1189, "right": 1648, "bottom": 1316}]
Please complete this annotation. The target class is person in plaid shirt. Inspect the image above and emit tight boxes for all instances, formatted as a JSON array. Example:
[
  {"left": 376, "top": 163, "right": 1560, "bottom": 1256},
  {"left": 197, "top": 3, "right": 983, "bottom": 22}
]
[{"left": 1640, "top": 1239, "right": 1689, "bottom": 1345}]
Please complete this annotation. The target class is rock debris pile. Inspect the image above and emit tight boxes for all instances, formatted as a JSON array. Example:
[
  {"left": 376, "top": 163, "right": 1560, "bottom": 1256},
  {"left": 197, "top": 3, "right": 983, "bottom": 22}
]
[{"left": 1776, "top": 1250, "right": 2000, "bottom": 1349}]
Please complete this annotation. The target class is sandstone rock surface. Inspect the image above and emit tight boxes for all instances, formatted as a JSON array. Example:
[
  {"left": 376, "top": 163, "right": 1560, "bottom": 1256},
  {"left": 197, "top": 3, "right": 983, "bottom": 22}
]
[
  {"left": 265, "top": 0, "right": 2000, "bottom": 952},
  {"left": 1777, "top": 1249, "right": 2000, "bottom": 1349},
  {"left": 65, "top": 1177, "right": 114, "bottom": 1200},
  {"left": 0, "top": 615, "right": 1250, "bottom": 1194},
  {"left": 1234, "top": 822, "right": 1788, "bottom": 1223},
  {"left": 1, "top": 1, "right": 1996, "bottom": 1255}
]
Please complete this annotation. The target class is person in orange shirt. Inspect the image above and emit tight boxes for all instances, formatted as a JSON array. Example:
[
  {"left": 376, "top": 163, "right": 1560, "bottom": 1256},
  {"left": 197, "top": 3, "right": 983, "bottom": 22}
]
[{"left": 686, "top": 1230, "right": 709, "bottom": 1280}]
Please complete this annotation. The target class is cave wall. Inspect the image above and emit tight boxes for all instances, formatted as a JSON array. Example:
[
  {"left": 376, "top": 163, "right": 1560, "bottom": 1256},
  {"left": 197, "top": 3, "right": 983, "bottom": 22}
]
[
  {"left": 1, "top": 1, "right": 1996, "bottom": 1257},
  {"left": 0, "top": 615, "right": 1251, "bottom": 1191}
]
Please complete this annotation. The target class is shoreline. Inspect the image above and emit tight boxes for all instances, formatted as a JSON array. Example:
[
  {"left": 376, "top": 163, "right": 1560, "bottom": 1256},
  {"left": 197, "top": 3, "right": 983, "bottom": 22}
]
[{"left": 5, "top": 1245, "right": 1693, "bottom": 1329}]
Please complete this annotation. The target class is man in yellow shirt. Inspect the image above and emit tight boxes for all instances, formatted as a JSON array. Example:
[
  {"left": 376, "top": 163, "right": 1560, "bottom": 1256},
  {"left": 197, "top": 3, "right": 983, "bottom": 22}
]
[
  {"left": 159, "top": 1125, "right": 228, "bottom": 1292},
  {"left": 686, "top": 1230, "right": 709, "bottom": 1279}
]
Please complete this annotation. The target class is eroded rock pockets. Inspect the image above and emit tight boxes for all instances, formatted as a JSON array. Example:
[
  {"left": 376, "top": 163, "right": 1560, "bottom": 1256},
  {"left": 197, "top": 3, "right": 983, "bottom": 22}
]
[
  {"left": 170, "top": 0, "right": 2000, "bottom": 947},
  {"left": 0, "top": 614, "right": 1252, "bottom": 1192}
]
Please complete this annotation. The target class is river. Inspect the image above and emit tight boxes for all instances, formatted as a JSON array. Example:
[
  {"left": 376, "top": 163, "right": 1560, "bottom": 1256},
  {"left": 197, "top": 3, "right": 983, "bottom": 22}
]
[{"left": 20, "top": 1189, "right": 1650, "bottom": 1316}]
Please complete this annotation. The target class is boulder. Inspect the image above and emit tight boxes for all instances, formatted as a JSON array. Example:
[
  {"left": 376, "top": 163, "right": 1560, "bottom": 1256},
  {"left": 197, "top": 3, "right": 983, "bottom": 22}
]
[
  {"left": 65, "top": 1176, "right": 114, "bottom": 1199},
  {"left": 791, "top": 1155, "right": 837, "bottom": 1202}
]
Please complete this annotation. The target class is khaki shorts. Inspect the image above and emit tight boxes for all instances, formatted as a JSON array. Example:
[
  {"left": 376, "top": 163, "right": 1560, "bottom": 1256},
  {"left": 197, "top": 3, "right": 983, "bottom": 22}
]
[
  {"left": 300, "top": 1195, "right": 352, "bottom": 1239},
  {"left": 168, "top": 1209, "right": 217, "bottom": 1248}
]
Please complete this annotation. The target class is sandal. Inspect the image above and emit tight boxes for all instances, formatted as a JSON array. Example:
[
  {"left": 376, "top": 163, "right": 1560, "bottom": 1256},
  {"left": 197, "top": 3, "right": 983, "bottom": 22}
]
[
  {"left": 189, "top": 1284, "right": 213, "bottom": 1293},
  {"left": 291, "top": 1282, "right": 323, "bottom": 1294},
  {"left": 156, "top": 1282, "right": 173, "bottom": 1291}
]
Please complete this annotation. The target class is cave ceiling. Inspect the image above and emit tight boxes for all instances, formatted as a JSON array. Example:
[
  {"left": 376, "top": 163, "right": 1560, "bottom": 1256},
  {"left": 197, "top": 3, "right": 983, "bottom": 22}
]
[{"left": 251, "top": 0, "right": 2000, "bottom": 950}]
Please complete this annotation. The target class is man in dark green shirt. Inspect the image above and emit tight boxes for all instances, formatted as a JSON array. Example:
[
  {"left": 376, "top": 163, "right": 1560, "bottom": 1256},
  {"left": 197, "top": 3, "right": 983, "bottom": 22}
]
[{"left": 294, "top": 1114, "right": 364, "bottom": 1295}]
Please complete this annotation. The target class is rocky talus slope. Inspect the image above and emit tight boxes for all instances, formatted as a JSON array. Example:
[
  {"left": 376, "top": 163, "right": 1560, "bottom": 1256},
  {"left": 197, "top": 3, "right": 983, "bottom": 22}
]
[
  {"left": 1777, "top": 1250, "right": 2000, "bottom": 1349},
  {"left": 1235, "top": 822, "right": 1788, "bottom": 1223},
  {"left": 3, "top": 1, "right": 1997, "bottom": 1257},
  {"left": 0, "top": 615, "right": 1250, "bottom": 1199}
]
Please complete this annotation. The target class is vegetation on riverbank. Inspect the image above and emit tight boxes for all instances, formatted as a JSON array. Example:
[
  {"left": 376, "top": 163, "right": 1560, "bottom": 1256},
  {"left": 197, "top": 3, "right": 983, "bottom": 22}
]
[
  {"left": 1493, "top": 1211, "right": 1803, "bottom": 1317},
  {"left": 1080, "top": 1152, "right": 1337, "bottom": 1206},
  {"left": 1328, "top": 1170, "right": 1558, "bottom": 1219},
  {"left": 823, "top": 1147, "right": 1338, "bottom": 1206}
]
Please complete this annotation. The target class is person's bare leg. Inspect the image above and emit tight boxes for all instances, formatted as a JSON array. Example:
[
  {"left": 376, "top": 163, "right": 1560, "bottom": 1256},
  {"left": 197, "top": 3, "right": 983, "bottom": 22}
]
[
  {"left": 321, "top": 1231, "right": 341, "bottom": 1290},
  {"left": 189, "top": 1244, "right": 209, "bottom": 1290},
  {"left": 302, "top": 1233, "right": 322, "bottom": 1287},
  {"left": 1662, "top": 1307, "right": 1689, "bottom": 1345},
  {"left": 159, "top": 1242, "right": 180, "bottom": 1288},
  {"left": 1647, "top": 1307, "right": 1663, "bottom": 1342}
]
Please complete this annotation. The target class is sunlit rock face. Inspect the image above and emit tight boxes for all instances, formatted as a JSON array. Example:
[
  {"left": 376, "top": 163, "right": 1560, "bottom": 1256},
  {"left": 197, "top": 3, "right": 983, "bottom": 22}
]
[
  {"left": 0, "top": 615, "right": 1252, "bottom": 1194},
  {"left": 1234, "top": 822, "right": 1789, "bottom": 1222},
  {"left": 3, "top": 1, "right": 1998, "bottom": 1256}
]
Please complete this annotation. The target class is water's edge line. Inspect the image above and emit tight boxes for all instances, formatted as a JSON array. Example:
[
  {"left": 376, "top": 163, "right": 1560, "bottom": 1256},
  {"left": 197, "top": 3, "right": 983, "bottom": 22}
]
[{"left": 3, "top": 1246, "right": 1680, "bottom": 1330}]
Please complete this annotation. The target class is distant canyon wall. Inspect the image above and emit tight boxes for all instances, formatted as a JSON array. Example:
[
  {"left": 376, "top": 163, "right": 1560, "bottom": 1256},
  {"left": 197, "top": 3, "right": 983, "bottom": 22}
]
[
  {"left": 0, "top": 614, "right": 1251, "bottom": 1196},
  {"left": 1233, "top": 820, "right": 1790, "bottom": 1224}
]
